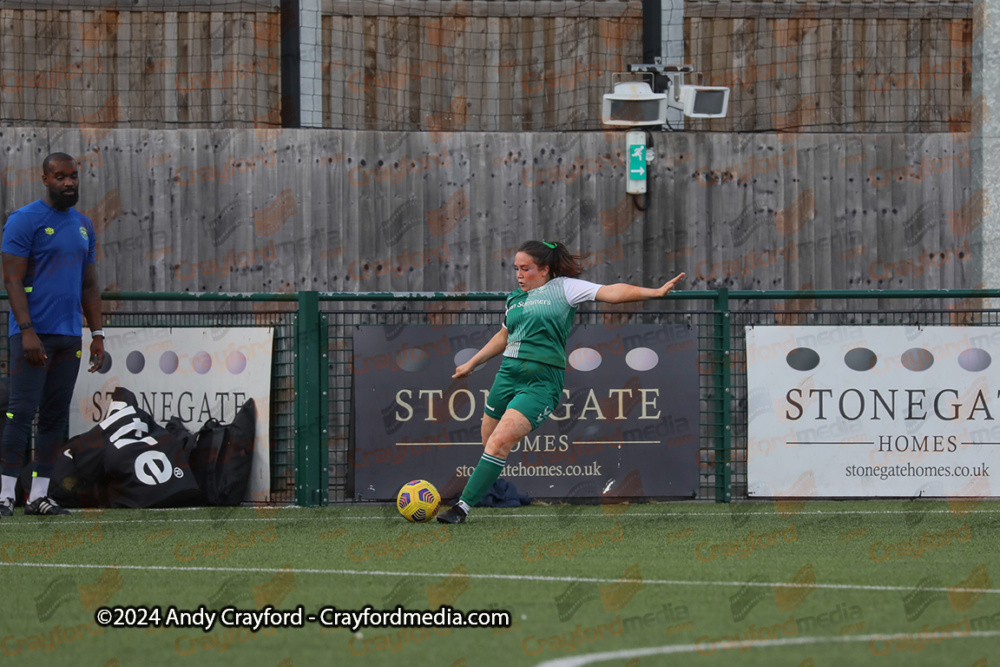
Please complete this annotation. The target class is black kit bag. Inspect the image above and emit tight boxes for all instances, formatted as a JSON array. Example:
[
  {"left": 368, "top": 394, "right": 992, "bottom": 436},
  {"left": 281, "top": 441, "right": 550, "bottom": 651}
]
[
  {"left": 62, "top": 387, "right": 204, "bottom": 508},
  {"left": 189, "top": 398, "right": 256, "bottom": 506}
]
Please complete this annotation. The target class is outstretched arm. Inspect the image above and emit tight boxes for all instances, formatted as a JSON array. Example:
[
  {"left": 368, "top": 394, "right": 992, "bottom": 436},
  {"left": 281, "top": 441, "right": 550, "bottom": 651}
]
[
  {"left": 595, "top": 272, "right": 685, "bottom": 304},
  {"left": 453, "top": 327, "right": 508, "bottom": 378}
]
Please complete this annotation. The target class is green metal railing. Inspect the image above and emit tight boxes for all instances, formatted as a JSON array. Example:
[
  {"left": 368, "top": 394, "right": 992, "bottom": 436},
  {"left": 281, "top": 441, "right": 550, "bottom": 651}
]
[
  {"left": 6, "top": 288, "right": 995, "bottom": 506},
  {"left": 305, "top": 287, "right": 1000, "bottom": 505}
]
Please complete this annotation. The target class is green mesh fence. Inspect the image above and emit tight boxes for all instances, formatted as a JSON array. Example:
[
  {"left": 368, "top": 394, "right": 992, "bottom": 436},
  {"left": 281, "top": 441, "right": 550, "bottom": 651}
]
[
  {"left": 319, "top": 289, "right": 1000, "bottom": 504},
  {"left": 4, "top": 289, "right": 997, "bottom": 506}
]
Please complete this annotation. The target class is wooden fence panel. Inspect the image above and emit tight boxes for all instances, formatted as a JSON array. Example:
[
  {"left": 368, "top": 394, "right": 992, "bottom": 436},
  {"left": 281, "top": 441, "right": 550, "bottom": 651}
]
[{"left": 0, "top": 128, "right": 977, "bottom": 298}]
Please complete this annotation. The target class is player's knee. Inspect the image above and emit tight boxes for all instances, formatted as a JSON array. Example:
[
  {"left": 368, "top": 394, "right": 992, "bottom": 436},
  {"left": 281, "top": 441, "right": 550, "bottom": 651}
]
[
  {"left": 484, "top": 441, "right": 509, "bottom": 458},
  {"left": 485, "top": 432, "right": 517, "bottom": 458}
]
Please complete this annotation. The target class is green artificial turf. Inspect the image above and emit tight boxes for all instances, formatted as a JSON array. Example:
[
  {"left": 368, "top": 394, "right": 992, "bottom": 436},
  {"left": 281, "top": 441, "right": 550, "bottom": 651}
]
[{"left": 0, "top": 500, "right": 997, "bottom": 666}]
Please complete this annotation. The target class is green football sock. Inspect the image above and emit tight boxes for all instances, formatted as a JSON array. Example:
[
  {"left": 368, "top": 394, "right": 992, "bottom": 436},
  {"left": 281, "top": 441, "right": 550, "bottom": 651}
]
[{"left": 459, "top": 453, "right": 507, "bottom": 507}]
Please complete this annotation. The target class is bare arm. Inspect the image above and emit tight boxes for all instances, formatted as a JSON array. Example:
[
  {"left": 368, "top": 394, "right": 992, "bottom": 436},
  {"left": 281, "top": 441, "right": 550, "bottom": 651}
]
[
  {"left": 453, "top": 327, "right": 508, "bottom": 378},
  {"left": 595, "top": 272, "right": 686, "bottom": 304},
  {"left": 2, "top": 252, "right": 45, "bottom": 365},
  {"left": 2, "top": 253, "right": 32, "bottom": 333},
  {"left": 81, "top": 262, "right": 105, "bottom": 372}
]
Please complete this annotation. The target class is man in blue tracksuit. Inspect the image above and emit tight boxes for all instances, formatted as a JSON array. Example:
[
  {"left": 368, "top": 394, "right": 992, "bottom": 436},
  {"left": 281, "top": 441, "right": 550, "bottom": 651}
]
[{"left": 0, "top": 152, "right": 106, "bottom": 517}]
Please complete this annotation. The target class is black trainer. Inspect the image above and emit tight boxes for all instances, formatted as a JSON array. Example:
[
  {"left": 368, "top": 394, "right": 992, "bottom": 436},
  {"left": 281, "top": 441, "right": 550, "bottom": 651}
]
[
  {"left": 436, "top": 504, "right": 468, "bottom": 524},
  {"left": 25, "top": 497, "right": 70, "bottom": 516},
  {"left": 0, "top": 498, "right": 12, "bottom": 517}
]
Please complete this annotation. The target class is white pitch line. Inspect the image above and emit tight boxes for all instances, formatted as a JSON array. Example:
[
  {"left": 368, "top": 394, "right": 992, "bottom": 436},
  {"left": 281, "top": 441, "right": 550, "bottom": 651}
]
[
  {"left": 531, "top": 631, "right": 1000, "bottom": 667},
  {"left": 0, "top": 506, "right": 997, "bottom": 528},
  {"left": 0, "top": 561, "right": 997, "bottom": 596}
]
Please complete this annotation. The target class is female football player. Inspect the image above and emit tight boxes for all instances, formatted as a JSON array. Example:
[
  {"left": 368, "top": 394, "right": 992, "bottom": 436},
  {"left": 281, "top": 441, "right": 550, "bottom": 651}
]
[{"left": 437, "top": 240, "right": 684, "bottom": 523}]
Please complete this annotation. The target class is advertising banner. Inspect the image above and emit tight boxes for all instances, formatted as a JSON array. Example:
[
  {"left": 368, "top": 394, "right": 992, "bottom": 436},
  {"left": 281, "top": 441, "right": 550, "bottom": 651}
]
[
  {"left": 71, "top": 327, "right": 274, "bottom": 500},
  {"left": 353, "top": 324, "right": 700, "bottom": 501},
  {"left": 747, "top": 325, "right": 998, "bottom": 498}
]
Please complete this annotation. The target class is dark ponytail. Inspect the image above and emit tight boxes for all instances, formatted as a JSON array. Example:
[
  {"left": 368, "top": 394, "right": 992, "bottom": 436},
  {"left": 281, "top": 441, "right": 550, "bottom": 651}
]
[{"left": 517, "top": 240, "right": 583, "bottom": 278}]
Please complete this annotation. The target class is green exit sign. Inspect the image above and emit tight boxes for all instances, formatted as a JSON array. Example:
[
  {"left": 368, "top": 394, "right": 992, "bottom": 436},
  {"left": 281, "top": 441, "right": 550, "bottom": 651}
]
[
  {"left": 626, "top": 131, "right": 647, "bottom": 195},
  {"left": 628, "top": 141, "right": 645, "bottom": 179}
]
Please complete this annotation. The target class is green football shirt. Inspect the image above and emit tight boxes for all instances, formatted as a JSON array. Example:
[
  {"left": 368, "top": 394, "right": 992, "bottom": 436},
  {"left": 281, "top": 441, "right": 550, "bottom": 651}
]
[{"left": 503, "top": 276, "right": 602, "bottom": 368}]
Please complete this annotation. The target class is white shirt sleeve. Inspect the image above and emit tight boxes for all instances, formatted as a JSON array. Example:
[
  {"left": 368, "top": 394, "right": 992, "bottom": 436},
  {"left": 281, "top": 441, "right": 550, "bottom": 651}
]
[{"left": 563, "top": 277, "right": 603, "bottom": 306}]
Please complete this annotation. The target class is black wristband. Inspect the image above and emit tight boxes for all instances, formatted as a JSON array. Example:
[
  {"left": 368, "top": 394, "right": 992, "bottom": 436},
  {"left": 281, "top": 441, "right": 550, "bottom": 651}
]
[{"left": 19, "top": 321, "right": 32, "bottom": 331}]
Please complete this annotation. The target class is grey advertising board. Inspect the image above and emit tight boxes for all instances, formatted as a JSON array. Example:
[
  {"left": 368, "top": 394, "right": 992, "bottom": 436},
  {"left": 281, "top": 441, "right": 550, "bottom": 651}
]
[{"left": 353, "top": 324, "right": 699, "bottom": 501}]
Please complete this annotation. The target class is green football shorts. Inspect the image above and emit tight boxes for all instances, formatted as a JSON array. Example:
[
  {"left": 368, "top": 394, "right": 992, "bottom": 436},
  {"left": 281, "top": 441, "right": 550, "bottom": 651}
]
[{"left": 484, "top": 357, "right": 565, "bottom": 429}]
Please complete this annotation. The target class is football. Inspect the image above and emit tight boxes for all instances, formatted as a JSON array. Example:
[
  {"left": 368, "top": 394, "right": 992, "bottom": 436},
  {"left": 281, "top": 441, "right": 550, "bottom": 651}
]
[{"left": 396, "top": 479, "right": 441, "bottom": 522}]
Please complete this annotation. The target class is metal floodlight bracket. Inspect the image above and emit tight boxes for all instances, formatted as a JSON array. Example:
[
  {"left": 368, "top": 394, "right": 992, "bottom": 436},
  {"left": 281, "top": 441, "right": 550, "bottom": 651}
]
[
  {"left": 626, "top": 61, "right": 729, "bottom": 120},
  {"left": 627, "top": 60, "right": 695, "bottom": 95},
  {"left": 610, "top": 70, "right": 656, "bottom": 90}
]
